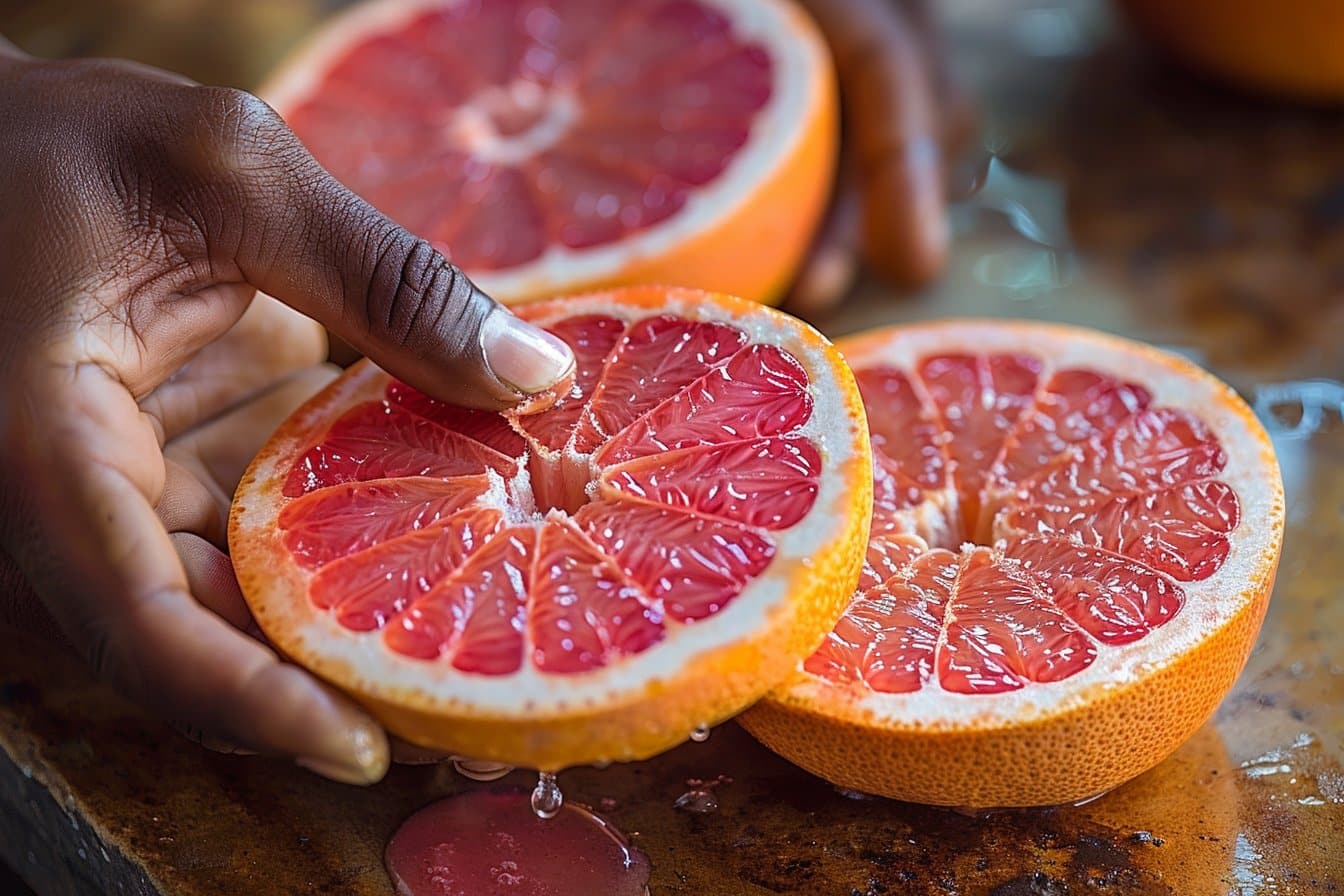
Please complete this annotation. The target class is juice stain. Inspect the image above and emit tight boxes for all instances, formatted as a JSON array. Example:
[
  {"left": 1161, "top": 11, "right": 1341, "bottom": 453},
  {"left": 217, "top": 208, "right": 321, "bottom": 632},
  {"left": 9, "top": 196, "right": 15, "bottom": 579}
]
[{"left": 386, "top": 788, "right": 650, "bottom": 896}]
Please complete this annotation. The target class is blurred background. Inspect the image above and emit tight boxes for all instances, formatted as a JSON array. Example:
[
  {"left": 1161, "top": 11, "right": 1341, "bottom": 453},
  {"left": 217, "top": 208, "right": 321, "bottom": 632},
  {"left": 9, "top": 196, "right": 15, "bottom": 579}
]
[{"left": 5, "top": 0, "right": 1344, "bottom": 387}]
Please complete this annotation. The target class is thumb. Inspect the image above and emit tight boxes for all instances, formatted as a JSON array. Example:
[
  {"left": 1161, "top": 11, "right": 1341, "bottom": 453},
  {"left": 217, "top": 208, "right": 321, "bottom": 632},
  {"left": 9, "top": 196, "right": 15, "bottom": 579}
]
[{"left": 194, "top": 88, "right": 574, "bottom": 408}]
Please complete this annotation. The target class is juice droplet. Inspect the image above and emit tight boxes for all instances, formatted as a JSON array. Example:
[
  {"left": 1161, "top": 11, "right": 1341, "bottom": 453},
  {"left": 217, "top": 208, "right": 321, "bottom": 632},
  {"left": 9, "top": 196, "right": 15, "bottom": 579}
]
[
  {"left": 673, "top": 789, "right": 719, "bottom": 814},
  {"left": 452, "top": 758, "right": 513, "bottom": 782},
  {"left": 531, "top": 771, "right": 563, "bottom": 819},
  {"left": 673, "top": 774, "right": 731, "bottom": 813},
  {"left": 386, "top": 789, "right": 650, "bottom": 896},
  {"left": 689, "top": 724, "right": 711, "bottom": 743}
]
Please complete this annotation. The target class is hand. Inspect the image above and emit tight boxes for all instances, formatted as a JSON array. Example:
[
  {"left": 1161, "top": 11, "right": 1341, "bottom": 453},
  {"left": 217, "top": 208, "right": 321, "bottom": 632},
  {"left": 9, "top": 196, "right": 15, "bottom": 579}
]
[
  {"left": 0, "top": 40, "right": 575, "bottom": 784},
  {"left": 788, "top": 0, "right": 976, "bottom": 315}
]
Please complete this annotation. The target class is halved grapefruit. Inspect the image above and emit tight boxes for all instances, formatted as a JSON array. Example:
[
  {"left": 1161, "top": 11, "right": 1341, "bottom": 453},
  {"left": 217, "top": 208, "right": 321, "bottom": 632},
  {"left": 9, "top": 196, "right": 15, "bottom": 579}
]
[
  {"left": 260, "top": 0, "right": 837, "bottom": 305},
  {"left": 228, "top": 287, "right": 870, "bottom": 770},
  {"left": 739, "top": 320, "right": 1284, "bottom": 808}
]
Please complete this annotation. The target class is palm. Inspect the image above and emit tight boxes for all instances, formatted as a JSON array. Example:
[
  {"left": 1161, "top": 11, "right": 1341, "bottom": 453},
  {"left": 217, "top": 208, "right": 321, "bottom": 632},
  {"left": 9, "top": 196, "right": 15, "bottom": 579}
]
[
  {"left": 144, "top": 296, "right": 336, "bottom": 644},
  {"left": 35, "top": 289, "right": 382, "bottom": 769}
]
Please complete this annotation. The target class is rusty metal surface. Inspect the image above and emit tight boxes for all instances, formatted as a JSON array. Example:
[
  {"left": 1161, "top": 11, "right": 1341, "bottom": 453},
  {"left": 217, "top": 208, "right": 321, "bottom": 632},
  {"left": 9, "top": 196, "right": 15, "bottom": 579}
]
[{"left": 1, "top": 1, "right": 1342, "bottom": 893}]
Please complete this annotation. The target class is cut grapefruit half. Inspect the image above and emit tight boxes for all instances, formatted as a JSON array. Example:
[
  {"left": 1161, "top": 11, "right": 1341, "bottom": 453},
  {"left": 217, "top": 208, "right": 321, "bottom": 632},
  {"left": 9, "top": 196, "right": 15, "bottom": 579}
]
[
  {"left": 260, "top": 0, "right": 837, "bottom": 305},
  {"left": 228, "top": 287, "right": 870, "bottom": 770},
  {"left": 739, "top": 320, "right": 1284, "bottom": 808}
]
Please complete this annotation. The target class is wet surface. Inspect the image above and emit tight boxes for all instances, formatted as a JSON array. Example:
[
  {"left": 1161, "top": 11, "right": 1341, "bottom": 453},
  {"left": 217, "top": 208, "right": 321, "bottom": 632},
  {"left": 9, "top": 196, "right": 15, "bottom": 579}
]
[
  {"left": 384, "top": 788, "right": 650, "bottom": 896},
  {"left": 1, "top": 0, "right": 1343, "bottom": 893}
]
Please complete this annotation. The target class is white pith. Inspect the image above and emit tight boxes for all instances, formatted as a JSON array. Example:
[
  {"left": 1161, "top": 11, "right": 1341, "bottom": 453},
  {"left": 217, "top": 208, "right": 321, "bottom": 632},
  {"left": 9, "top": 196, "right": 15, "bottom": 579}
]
[
  {"left": 233, "top": 293, "right": 863, "bottom": 720},
  {"left": 779, "top": 320, "right": 1284, "bottom": 730},
  {"left": 258, "top": 0, "right": 827, "bottom": 299},
  {"left": 443, "top": 80, "right": 579, "bottom": 166}
]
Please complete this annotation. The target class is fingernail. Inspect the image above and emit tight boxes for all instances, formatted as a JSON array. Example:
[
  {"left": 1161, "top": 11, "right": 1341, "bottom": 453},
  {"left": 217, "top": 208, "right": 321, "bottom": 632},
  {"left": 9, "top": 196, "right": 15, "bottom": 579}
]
[
  {"left": 297, "top": 723, "right": 387, "bottom": 785},
  {"left": 481, "top": 310, "right": 575, "bottom": 395}
]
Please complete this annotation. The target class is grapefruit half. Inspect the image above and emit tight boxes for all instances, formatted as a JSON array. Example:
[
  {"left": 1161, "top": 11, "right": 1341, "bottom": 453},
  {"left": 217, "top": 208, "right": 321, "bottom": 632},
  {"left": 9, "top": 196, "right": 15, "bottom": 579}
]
[
  {"left": 228, "top": 287, "right": 870, "bottom": 770},
  {"left": 739, "top": 320, "right": 1284, "bottom": 808},
  {"left": 260, "top": 0, "right": 837, "bottom": 305}
]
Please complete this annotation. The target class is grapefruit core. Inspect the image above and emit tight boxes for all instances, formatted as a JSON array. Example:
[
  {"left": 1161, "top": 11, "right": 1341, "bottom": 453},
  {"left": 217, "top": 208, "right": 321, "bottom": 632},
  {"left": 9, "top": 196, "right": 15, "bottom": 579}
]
[
  {"left": 228, "top": 287, "right": 871, "bottom": 770},
  {"left": 260, "top": 0, "right": 838, "bottom": 305},
  {"left": 740, "top": 320, "right": 1284, "bottom": 808}
]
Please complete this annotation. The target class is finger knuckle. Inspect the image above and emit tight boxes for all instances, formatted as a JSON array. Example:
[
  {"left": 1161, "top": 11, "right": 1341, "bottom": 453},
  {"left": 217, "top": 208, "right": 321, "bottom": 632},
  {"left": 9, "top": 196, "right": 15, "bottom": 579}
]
[
  {"left": 193, "top": 86, "right": 294, "bottom": 176},
  {"left": 362, "top": 234, "right": 482, "bottom": 353}
]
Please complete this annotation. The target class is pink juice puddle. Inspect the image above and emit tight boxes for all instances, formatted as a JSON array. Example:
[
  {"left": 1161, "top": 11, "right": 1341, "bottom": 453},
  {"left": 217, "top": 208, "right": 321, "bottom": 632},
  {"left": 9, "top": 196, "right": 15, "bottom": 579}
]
[{"left": 386, "top": 789, "right": 651, "bottom": 896}]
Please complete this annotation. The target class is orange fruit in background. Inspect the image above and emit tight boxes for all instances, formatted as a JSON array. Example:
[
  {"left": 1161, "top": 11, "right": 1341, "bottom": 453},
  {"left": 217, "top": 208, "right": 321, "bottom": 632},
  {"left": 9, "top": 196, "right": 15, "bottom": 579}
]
[
  {"left": 228, "top": 287, "right": 871, "bottom": 770},
  {"left": 739, "top": 320, "right": 1284, "bottom": 808},
  {"left": 259, "top": 0, "right": 837, "bottom": 305},
  {"left": 1115, "top": 0, "right": 1344, "bottom": 102}
]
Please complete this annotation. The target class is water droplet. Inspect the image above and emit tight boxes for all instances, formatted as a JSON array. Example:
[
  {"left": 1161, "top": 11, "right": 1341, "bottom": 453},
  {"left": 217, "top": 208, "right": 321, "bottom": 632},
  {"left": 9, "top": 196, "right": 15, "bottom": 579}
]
[
  {"left": 834, "top": 787, "right": 875, "bottom": 801},
  {"left": 531, "top": 772, "right": 563, "bottom": 819},
  {"left": 452, "top": 758, "right": 513, "bottom": 782},
  {"left": 674, "top": 789, "right": 719, "bottom": 814},
  {"left": 674, "top": 774, "right": 732, "bottom": 813},
  {"left": 689, "top": 724, "right": 711, "bottom": 743}
]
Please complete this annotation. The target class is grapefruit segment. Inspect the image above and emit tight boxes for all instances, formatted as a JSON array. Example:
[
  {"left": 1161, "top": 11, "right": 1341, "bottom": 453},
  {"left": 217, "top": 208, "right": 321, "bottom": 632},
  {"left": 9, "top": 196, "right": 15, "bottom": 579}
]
[
  {"left": 992, "top": 369, "right": 1151, "bottom": 491},
  {"left": 938, "top": 548, "right": 1097, "bottom": 694},
  {"left": 526, "top": 149, "right": 684, "bottom": 250},
  {"left": 856, "top": 368, "right": 958, "bottom": 548},
  {"left": 576, "top": 500, "right": 775, "bottom": 623},
  {"left": 1017, "top": 407, "right": 1227, "bottom": 506},
  {"left": 386, "top": 382, "right": 527, "bottom": 456},
  {"left": 999, "top": 479, "right": 1239, "bottom": 582},
  {"left": 1004, "top": 536, "right": 1183, "bottom": 645},
  {"left": 313, "top": 510, "right": 502, "bottom": 632},
  {"left": 229, "top": 287, "right": 870, "bottom": 769},
  {"left": 260, "top": 0, "right": 837, "bottom": 304},
  {"left": 600, "top": 436, "right": 821, "bottom": 530},
  {"left": 529, "top": 518, "right": 664, "bottom": 674},
  {"left": 515, "top": 313, "right": 627, "bottom": 451},
  {"left": 741, "top": 320, "right": 1283, "bottom": 808},
  {"left": 385, "top": 526, "right": 535, "bottom": 672},
  {"left": 282, "top": 402, "right": 517, "bottom": 497},
  {"left": 806, "top": 548, "right": 957, "bottom": 693},
  {"left": 855, "top": 367, "right": 950, "bottom": 493},
  {"left": 574, "top": 315, "right": 747, "bottom": 452},
  {"left": 278, "top": 475, "right": 491, "bottom": 569},
  {"left": 442, "top": 528, "right": 535, "bottom": 676},
  {"left": 858, "top": 531, "right": 928, "bottom": 593},
  {"left": 596, "top": 344, "right": 813, "bottom": 465},
  {"left": 917, "top": 352, "right": 1041, "bottom": 530},
  {"left": 443, "top": 166, "right": 549, "bottom": 270}
]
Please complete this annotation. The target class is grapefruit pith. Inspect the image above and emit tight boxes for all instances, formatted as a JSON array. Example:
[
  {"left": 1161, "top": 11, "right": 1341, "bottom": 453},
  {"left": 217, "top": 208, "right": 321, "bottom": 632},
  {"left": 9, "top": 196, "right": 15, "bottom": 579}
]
[
  {"left": 261, "top": 0, "right": 837, "bottom": 305},
  {"left": 739, "top": 320, "right": 1284, "bottom": 808},
  {"left": 228, "top": 287, "right": 870, "bottom": 770}
]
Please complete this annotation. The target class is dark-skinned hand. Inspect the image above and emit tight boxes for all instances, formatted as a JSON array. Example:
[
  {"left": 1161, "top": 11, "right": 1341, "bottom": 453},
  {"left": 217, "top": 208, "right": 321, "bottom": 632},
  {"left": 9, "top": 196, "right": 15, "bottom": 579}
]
[
  {"left": 0, "top": 37, "right": 575, "bottom": 785},
  {"left": 0, "top": 0, "right": 971, "bottom": 785}
]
